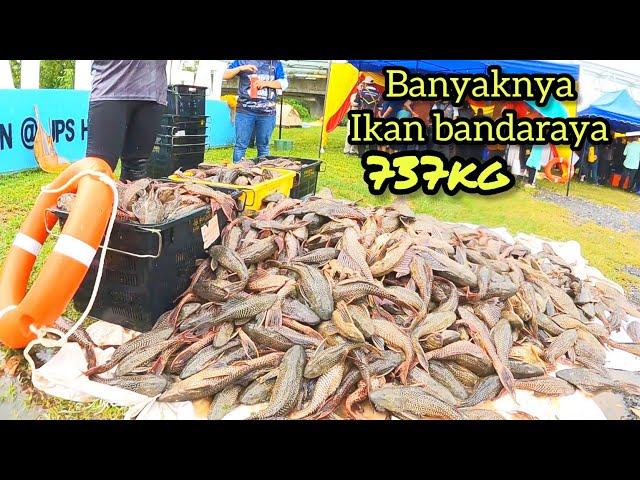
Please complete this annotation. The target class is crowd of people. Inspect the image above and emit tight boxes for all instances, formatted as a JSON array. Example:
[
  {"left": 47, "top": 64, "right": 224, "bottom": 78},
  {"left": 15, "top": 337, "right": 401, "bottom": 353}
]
[{"left": 343, "top": 76, "right": 640, "bottom": 194}]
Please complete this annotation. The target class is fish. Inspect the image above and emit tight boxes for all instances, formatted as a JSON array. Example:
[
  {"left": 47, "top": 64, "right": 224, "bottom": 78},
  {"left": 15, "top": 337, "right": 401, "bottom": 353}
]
[
  {"left": 514, "top": 376, "right": 576, "bottom": 396},
  {"left": 180, "top": 294, "right": 278, "bottom": 332},
  {"left": 85, "top": 328, "right": 174, "bottom": 377},
  {"left": 408, "top": 366, "right": 459, "bottom": 406},
  {"left": 93, "top": 374, "right": 168, "bottom": 396},
  {"left": 304, "top": 342, "right": 368, "bottom": 379},
  {"left": 543, "top": 329, "right": 578, "bottom": 363},
  {"left": 277, "top": 262, "right": 334, "bottom": 321},
  {"left": 460, "top": 408, "right": 506, "bottom": 420},
  {"left": 491, "top": 318, "right": 513, "bottom": 366},
  {"left": 459, "top": 375, "right": 504, "bottom": 407},
  {"left": 427, "top": 361, "right": 469, "bottom": 400},
  {"left": 625, "top": 321, "right": 640, "bottom": 343},
  {"left": 158, "top": 352, "right": 284, "bottom": 403},
  {"left": 556, "top": 367, "right": 640, "bottom": 396},
  {"left": 240, "top": 379, "right": 276, "bottom": 405},
  {"left": 371, "top": 317, "right": 414, "bottom": 383},
  {"left": 251, "top": 345, "right": 307, "bottom": 419},
  {"left": 238, "top": 236, "right": 278, "bottom": 265},
  {"left": 457, "top": 307, "right": 516, "bottom": 399},
  {"left": 290, "top": 362, "right": 345, "bottom": 419},
  {"left": 180, "top": 341, "right": 243, "bottom": 379},
  {"left": 208, "top": 385, "right": 243, "bottom": 420},
  {"left": 507, "top": 360, "right": 545, "bottom": 379},
  {"left": 209, "top": 245, "right": 249, "bottom": 282},
  {"left": 369, "top": 385, "right": 464, "bottom": 420},
  {"left": 54, "top": 317, "right": 98, "bottom": 370}
]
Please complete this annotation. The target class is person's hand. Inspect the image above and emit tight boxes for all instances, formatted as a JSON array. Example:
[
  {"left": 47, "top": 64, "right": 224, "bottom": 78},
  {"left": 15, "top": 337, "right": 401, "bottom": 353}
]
[
  {"left": 255, "top": 80, "right": 274, "bottom": 90},
  {"left": 241, "top": 64, "right": 258, "bottom": 73}
]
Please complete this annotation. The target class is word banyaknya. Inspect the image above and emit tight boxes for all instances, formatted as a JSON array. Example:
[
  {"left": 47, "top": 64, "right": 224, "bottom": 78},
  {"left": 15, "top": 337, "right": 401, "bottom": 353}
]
[
  {"left": 384, "top": 66, "right": 577, "bottom": 106},
  {"left": 348, "top": 111, "right": 610, "bottom": 150}
]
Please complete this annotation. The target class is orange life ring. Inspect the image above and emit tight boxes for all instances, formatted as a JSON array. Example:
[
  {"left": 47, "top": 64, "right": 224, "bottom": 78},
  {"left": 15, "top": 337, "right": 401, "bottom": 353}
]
[
  {"left": 0, "top": 157, "right": 115, "bottom": 348},
  {"left": 544, "top": 157, "right": 575, "bottom": 184}
]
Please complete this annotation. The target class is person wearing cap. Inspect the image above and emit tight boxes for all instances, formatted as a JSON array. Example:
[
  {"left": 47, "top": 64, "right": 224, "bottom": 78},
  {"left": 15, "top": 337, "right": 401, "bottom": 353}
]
[
  {"left": 344, "top": 76, "right": 381, "bottom": 155},
  {"left": 224, "top": 60, "right": 288, "bottom": 163}
]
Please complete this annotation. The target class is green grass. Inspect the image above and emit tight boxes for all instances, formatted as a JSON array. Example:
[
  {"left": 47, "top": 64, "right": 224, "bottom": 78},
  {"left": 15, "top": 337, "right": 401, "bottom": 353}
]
[{"left": 1, "top": 125, "right": 639, "bottom": 419}]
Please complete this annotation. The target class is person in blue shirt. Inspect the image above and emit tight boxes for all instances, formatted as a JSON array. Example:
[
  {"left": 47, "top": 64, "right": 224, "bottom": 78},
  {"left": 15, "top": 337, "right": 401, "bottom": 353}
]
[
  {"left": 622, "top": 136, "right": 640, "bottom": 191},
  {"left": 224, "top": 60, "right": 288, "bottom": 163}
]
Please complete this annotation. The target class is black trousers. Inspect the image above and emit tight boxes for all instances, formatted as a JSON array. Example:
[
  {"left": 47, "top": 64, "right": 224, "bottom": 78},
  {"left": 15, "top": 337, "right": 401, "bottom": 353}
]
[{"left": 86, "top": 100, "right": 165, "bottom": 181}]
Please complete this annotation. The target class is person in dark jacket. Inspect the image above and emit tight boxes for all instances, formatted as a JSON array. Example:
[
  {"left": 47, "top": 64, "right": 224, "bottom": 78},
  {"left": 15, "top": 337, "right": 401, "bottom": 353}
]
[{"left": 86, "top": 60, "right": 168, "bottom": 181}]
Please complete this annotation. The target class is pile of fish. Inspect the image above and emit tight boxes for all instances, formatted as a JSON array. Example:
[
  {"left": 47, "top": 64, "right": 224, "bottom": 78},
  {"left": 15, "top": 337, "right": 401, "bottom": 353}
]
[
  {"left": 78, "top": 189, "right": 640, "bottom": 419},
  {"left": 57, "top": 179, "right": 238, "bottom": 225},
  {"left": 176, "top": 163, "right": 282, "bottom": 187},
  {"left": 254, "top": 157, "right": 306, "bottom": 171}
]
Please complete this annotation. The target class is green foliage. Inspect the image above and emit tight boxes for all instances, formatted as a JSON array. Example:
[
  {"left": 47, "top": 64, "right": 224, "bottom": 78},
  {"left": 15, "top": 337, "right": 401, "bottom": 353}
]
[
  {"left": 9, "top": 60, "right": 20, "bottom": 87},
  {"left": 39, "top": 60, "right": 75, "bottom": 89},
  {"left": 284, "top": 98, "right": 312, "bottom": 121}
]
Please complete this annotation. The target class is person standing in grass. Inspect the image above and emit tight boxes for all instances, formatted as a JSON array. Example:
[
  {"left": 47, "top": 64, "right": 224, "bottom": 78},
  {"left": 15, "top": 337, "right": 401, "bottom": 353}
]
[
  {"left": 86, "top": 60, "right": 167, "bottom": 181},
  {"left": 224, "top": 60, "right": 288, "bottom": 163},
  {"left": 579, "top": 143, "right": 599, "bottom": 185},
  {"left": 622, "top": 136, "right": 640, "bottom": 191}
]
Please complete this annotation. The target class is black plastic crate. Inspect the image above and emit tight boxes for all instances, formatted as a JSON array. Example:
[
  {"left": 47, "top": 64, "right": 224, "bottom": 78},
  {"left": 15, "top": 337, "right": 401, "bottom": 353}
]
[
  {"left": 166, "top": 85, "right": 206, "bottom": 116},
  {"left": 160, "top": 123, "right": 207, "bottom": 137},
  {"left": 253, "top": 155, "right": 322, "bottom": 199},
  {"left": 156, "top": 133, "right": 208, "bottom": 146},
  {"left": 51, "top": 191, "right": 240, "bottom": 332},
  {"left": 170, "top": 85, "right": 207, "bottom": 96},
  {"left": 148, "top": 142, "right": 206, "bottom": 179},
  {"left": 160, "top": 114, "right": 208, "bottom": 136}
]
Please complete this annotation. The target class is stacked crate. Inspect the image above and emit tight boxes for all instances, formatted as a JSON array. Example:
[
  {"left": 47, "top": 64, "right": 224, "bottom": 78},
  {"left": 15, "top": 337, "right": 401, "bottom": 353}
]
[{"left": 148, "top": 85, "right": 208, "bottom": 178}]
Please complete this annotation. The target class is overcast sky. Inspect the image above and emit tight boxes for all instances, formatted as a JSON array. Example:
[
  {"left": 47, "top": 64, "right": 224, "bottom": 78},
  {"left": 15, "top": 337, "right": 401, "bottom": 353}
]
[{"left": 585, "top": 60, "right": 640, "bottom": 76}]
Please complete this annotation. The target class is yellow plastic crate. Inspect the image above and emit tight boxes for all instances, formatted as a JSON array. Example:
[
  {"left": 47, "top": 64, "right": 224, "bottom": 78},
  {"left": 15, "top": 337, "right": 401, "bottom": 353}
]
[{"left": 168, "top": 167, "right": 296, "bottom": 212}]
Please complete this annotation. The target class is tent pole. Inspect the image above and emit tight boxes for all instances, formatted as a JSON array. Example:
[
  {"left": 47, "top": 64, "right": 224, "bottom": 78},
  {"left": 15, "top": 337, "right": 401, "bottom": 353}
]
[
  {"left": 279, "top": 92, "right": 284, "bottom": 140},
  {"left": 567, "top": 142, "right": 585, "bottom": 197},
  {"left": 318, "top": 60, "right": 333, "bottom": 158}
]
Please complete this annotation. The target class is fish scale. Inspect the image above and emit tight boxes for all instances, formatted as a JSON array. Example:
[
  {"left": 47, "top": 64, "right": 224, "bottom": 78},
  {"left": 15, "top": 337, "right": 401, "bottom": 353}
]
[
  {"left": 252, "top": 345, "right": 307, "bottom": 419},
  {"left": 370, "top": 385, "right": 464, "bottom": 419}
]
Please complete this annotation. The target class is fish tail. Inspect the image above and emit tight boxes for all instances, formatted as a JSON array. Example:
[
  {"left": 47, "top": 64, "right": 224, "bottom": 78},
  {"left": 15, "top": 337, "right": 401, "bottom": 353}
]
[
  {"left": 264, "top": 302, "right": 283, "bottom": 329},
  {"left": 84, "top": 345, "right": 97, "bottom": 371},
  {"left": 84, "top": 360, "right": 115, "bottom": 377},
  {"left": 496, "top": 362, "right": 517, "bottom": 401},
  {"left": 412, "top": 337, "right": 429, "bottom": 372}
]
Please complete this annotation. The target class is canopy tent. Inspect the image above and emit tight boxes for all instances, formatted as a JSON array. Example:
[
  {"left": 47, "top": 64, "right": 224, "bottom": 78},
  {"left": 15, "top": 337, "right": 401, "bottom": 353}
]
[
  {"left": 346, "top": 59, "right": 580, "bottom": 77},
  {"left": 579, "top": 89, "right": 640, "bottom": 133}
]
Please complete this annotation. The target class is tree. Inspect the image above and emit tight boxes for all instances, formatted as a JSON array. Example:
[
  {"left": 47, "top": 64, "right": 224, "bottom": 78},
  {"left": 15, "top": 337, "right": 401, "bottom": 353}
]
[
  {"left": 10, "top": 60, "right": 20, "bottom": 87},
  {"left": 7, "top": 60, "right": 75, "bottom": 88},
  {"left": 40, "top": 60, "right": 75, "bottom": 89}
]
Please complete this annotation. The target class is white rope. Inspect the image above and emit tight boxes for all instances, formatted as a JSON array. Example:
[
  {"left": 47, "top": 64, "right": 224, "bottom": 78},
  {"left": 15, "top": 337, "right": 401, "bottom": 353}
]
[{"left": 23, "top": 170, "right": 118, "bottom": 373}]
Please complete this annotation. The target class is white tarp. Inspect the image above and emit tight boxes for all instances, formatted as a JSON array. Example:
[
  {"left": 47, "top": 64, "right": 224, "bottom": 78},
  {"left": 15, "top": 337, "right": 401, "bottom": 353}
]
[{"left": 30, "top": 228, "right": 640, "bottom": 420}]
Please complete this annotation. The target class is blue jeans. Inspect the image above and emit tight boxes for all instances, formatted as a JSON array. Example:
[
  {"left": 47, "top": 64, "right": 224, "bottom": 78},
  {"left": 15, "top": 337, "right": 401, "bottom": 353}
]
[
  {"left": 233, "top": 109, "right": 276, "bottom": 163},
  {"left": 582, "top": 161, "right": 598, "bottom": 183}
]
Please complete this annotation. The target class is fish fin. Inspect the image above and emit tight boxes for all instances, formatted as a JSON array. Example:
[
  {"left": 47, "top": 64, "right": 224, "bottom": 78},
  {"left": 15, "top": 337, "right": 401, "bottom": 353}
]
[
  {"left": 237, "top": 329, "right": 259, "bottom": 359},
  {"left": 148, "top": 356, "right": 166, "bottom": 376},
  {"left": 264, "top": 302, "right": 283, "bottom": 329},
  {"left": 371, "top": 335, "right": 385, "bottom": 351},
  {"left": 412, "top": 337, "right": 429, "bottom": 372}
]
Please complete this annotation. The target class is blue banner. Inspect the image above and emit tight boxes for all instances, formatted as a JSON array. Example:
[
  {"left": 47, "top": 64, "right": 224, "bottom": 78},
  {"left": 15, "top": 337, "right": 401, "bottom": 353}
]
[
  {"left": 0, "top": 89, "right": 90, "bottom": 174},
  {"left": 0, "top": 90, "right": 235, "bottom": 174}
]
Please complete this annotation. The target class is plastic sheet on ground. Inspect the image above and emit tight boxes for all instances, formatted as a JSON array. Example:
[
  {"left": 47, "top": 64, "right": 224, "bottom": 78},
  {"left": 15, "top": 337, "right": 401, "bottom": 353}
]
[{"left": 31, "top": 227, "right": 640, "bottom": 420}]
